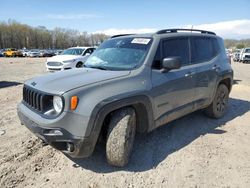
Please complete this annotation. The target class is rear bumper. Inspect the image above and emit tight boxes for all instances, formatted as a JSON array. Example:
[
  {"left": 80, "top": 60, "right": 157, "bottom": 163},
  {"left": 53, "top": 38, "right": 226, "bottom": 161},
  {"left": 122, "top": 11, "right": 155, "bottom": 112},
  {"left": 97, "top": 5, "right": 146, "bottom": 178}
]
[{"left": 17, "top": 103, "right": 95, "bottom": 158}]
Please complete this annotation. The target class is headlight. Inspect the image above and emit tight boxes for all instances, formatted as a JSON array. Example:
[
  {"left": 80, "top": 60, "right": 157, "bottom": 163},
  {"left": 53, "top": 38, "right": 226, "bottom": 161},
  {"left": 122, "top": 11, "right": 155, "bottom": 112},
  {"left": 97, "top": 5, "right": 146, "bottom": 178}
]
[
  {"left": 53, "top": 96, "right": 63, "bottom": 113},
  {"left": 63, "top": 59, "right": 75, "bottom": 63}
]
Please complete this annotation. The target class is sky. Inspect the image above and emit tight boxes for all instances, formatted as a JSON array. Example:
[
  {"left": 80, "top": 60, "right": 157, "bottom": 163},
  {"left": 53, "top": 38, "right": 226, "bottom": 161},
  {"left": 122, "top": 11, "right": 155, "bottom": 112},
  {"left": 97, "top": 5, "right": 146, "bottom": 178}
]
[{"left": 0, "top": 0, "right": 250, "bottom": 39}]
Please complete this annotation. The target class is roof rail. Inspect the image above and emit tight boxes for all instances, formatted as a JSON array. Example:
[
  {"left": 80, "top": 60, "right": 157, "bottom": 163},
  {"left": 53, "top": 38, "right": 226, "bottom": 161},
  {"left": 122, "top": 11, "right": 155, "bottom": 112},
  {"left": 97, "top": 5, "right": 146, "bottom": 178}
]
[
  {"left": 110, "top": 34, "right": 135, "bottom": 38},
  {"left": 156, "top": 28, "right": 216, "bottom": 35}
]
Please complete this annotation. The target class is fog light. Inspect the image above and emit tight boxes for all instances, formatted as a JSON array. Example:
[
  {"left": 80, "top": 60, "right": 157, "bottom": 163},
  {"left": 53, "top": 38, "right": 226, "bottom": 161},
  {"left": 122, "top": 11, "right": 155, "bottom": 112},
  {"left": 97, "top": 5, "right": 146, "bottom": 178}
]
[{"left": 66, "top": 143, "right": 74, "bottom": 152}]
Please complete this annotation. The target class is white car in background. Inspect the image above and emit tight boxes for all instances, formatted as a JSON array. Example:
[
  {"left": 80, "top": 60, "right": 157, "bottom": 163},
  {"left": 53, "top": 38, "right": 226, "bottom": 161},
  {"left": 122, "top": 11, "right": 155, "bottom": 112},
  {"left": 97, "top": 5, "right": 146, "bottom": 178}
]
[
  {"left": 28, "top": 50, "right": 40, "bottom": 57},
  {"left": 46, "top": 47, "right": 96, "bottom": 71},
  {"left": 239, "top": 48, "right": 250, "bottom": 63}
]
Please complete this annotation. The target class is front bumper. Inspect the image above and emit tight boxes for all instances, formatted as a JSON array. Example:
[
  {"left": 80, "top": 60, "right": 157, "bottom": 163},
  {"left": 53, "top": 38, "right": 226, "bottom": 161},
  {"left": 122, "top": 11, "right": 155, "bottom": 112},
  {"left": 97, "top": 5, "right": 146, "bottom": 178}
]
[
  {"left": 17, "top": 103, "right": 95, "bottom": 158},
  {"left": 46, "top": 62, "right": 73, "bottom": 72}
]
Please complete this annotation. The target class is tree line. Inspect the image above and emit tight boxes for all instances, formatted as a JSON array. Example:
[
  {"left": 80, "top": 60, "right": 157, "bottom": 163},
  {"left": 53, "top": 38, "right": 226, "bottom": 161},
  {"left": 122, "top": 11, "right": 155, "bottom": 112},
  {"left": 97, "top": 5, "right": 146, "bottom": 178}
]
[
  {"left": 0, "top": 20, "right": 108, "bottom": 49},
  {"left": 224, "top": 39, "right": 250, "bottom": 49},
  {"left": 1, "top": 20, "right": 250, "bottom": 50}
]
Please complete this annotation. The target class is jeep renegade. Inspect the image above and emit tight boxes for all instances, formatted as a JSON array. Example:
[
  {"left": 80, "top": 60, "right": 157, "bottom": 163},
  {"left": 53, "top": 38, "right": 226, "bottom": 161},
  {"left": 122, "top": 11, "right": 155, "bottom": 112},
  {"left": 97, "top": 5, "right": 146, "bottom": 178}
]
[{"left": 17, "top": 29, "right": 233, "bottom": 167}]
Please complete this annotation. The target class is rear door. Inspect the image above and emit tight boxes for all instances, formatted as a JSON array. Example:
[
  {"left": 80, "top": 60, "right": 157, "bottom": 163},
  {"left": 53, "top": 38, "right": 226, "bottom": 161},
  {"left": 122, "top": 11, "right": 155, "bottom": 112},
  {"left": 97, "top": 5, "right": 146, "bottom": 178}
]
[
  {"left": 190, "top": 36, "right": 219, "bottom": 108},
  {"left": 151, "top": 37, "right": 196, "bottom": 125}
]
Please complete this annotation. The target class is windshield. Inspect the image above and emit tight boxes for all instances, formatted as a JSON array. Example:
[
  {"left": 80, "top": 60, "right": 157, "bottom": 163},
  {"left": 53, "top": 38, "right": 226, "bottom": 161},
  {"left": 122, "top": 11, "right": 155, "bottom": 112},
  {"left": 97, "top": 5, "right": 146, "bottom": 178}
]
[
  {"left": 245, "top": 49, "right": 250, "bottom": 53},
  {"left": 84, "top": 37, "right": 152, "bottom": 70},
  {"left": 61, "top": 48, "right": 85, "bottom": 55}
]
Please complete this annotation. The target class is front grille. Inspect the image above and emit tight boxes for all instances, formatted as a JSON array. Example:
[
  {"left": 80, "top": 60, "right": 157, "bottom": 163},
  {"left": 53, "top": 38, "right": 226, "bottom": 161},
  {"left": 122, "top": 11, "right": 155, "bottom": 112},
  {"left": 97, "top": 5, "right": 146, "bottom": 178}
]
[
  {"left": 23, "top": 86, "right": 52, "bottom": 113},
  {"left": 47, "top": 61, "right": 63, "bottom": 66}
]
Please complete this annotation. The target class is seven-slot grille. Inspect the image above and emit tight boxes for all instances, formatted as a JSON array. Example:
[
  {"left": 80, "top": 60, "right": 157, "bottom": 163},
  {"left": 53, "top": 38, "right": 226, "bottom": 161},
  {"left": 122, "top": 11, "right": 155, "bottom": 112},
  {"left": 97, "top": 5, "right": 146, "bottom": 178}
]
[
  {"left": 47, "top": 61, "right": 63, "bottom": 66},
  {"left": 23, "top": 86, "right": 45, "bottom": 112}
]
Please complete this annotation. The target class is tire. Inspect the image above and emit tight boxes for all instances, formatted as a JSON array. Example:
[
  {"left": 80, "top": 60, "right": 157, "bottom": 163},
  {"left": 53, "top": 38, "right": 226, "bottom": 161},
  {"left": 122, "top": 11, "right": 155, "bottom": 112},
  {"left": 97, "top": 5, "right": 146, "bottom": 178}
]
[
  {"left": 76, "top": 62, "right": 83, "bottom": 68},
  {"left": 106, "top": 107, "right": 136, "bottom": 167},
  {"left": 204, "top": 84, "right": 229, "bottom": 119}
]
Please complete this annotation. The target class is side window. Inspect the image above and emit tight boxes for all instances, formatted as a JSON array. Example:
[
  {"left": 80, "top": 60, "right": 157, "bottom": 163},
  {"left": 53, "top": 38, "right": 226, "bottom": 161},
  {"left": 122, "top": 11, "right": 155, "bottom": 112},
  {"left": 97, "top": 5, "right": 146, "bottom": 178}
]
[
  {"left": 152, "top": 43, "right": 162, "bottom": 69},
  {"left": 191, "top": 37, "right": 215, "bottom": 63},
  {"left": 83, "top": 49, "right": 91, "bottom": 55},
  {"left": 162, "top": 38, "right": 190, "bottom": 66},
  {"left": 211, "top": 38, "right": 220, "bottom": 55},
  {"left": 90, "top": 48, "right": 96, "bottom": 54}
]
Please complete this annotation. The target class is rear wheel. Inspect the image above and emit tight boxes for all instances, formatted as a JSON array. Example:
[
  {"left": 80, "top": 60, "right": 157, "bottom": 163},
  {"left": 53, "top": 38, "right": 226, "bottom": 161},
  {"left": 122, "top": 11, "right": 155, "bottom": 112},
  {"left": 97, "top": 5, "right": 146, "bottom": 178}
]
[
  {"left": 106, "top": 107, "right": 136, "bottom": 167},
  {"left": 204, "top": 84, "right": 229, "bottom": 118}
]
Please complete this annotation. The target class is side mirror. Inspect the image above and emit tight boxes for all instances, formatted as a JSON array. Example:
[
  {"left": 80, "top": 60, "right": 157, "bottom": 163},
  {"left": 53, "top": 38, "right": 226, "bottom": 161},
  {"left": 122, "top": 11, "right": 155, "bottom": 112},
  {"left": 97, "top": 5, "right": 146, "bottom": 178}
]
[
  {"left": 161, "top": 57, "right": 181, "bottom": 73},
  {"left": 84, "top": 52, "right": 91, "bottom": 56}
]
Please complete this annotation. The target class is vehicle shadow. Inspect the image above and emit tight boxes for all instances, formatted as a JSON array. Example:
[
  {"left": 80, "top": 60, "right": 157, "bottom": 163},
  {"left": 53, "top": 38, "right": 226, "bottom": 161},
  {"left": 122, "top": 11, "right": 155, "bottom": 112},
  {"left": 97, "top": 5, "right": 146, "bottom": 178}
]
[
  {"left": 233, "top": 79, "right": 241, "bottom": 85},
  {"left": 68, "top": 97, "right": 250, "bottom": 173},
  {"left": 0, "top": 81, "right": 22, "bottom": 89}
]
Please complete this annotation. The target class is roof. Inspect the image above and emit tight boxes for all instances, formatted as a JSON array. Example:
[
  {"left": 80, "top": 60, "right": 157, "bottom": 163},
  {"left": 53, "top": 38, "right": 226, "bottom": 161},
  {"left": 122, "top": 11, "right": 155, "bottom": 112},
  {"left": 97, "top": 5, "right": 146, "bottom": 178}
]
[{"left": 110, "top": 28, "right": 217, "bottom": 39}]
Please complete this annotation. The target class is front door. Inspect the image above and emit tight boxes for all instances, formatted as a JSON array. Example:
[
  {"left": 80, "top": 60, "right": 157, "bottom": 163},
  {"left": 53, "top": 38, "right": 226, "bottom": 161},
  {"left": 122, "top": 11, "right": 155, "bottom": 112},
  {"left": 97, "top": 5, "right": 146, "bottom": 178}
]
[{"left": 150, "top": 37, "right": 196, "bottom": 127}]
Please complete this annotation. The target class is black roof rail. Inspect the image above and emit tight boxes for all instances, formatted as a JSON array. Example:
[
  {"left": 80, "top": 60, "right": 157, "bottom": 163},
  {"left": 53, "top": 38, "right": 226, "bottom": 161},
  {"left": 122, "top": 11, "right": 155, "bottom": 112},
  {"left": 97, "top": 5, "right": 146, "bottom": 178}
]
[
  {"left": 156, "top": 28, "right": 216, "bottom": 35},
  {"left": 110, "top": 34, "right": 135, "bottom": 38}
]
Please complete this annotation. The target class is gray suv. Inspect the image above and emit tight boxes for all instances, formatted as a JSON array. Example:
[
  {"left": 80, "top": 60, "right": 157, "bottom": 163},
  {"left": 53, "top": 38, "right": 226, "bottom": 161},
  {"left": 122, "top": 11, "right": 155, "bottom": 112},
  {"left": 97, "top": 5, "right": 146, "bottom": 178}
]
[{"left": 17, "top": 29, "right": 233, "bottom": 167}]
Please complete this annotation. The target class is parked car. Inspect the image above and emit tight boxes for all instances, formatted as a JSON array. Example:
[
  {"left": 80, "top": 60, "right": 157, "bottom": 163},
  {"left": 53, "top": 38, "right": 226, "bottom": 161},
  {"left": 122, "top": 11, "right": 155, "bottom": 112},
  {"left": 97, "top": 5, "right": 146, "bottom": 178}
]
[
  {"left": 239, "top": 48, "right": 250, "bottom": 63},
  {"left": 45, "top": 47, "right": 96, "bottom": 71},
  {"left": 3, "top": 48, "right": 23, "bottom": 57},
  {"left": 233, "top": 50, "right": 241, "bottom": 62},
  {"left": 39, "top": 50, "right": 55, "bottom": 57},
  {"left": 54, "top": 50, "right": 63, "bottom": 56},
  {"left": 17, "top": 29, "right": 233, "bottom": 167},
  {"left": 28, "top": 50, "right": 40, "bottom": 57},
  {"left": 21, "top": 49, "right": 30, "bottom": 57},
  {"left": 0, "top": 49, "right": 4, "bottom": 57}
]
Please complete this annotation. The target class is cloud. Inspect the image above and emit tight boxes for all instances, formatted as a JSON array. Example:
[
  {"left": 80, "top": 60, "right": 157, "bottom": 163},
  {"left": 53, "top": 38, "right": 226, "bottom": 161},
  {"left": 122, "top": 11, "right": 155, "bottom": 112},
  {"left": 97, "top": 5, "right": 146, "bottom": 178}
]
[
  {"left": 45, "top": 14, "right": 100, "bottom": 20},
  {"left": 94, "top": 19, "right": 250, "bottom": 39},
  {"left": 186, "top": 19, "right": 250, "bottom": 39}
]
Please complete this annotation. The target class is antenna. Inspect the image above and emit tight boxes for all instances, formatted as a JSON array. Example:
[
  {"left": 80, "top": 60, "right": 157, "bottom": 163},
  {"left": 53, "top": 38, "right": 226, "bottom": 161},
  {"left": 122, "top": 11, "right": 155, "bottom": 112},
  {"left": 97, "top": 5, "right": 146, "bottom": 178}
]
[{"left": 191, "top": 25, "right": 193, "bottom": 33}]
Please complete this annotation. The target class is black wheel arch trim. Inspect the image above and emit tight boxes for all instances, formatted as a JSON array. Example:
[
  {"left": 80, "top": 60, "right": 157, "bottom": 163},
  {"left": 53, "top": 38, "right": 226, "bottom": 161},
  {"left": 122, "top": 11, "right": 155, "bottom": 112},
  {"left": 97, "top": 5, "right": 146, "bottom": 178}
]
[
  {"left": 210, "top": 71, "right": 233, "bottom": 104},
  {"left": 81, "top": 94, "right": 155, "bottom": 156}
]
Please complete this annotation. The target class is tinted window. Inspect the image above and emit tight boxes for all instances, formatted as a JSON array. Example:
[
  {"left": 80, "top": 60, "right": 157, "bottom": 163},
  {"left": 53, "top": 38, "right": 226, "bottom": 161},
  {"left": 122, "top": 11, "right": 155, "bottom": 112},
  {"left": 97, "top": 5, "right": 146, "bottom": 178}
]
[
  {"left": 211, "top": 38, "right": 220, "bottom": 55},
  {"left": 162, "top": 38, "right": 190, "bottom": 66},
  {"left": 191, "top": 37, "right": 218, "bottom": 63},
  {"left": 152, "top": 44, "right": 161, "bottom": 69}
]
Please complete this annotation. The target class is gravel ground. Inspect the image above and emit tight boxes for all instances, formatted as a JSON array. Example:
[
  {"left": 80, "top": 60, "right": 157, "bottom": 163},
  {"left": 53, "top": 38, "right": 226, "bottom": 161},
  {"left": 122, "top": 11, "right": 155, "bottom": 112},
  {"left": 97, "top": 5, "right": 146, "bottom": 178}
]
[{"left": 0, "top": 58, "right": 250, "bottom": 188}]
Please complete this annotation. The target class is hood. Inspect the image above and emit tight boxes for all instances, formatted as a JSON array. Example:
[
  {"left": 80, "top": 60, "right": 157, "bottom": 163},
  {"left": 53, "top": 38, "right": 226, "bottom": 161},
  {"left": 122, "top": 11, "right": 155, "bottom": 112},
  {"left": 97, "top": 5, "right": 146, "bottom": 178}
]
[
  {"left": 47, "top": 55, "right": 82, "bottom": 62},
  {"left": 25, "top": 68, "right": 130, "bottom": 94}
]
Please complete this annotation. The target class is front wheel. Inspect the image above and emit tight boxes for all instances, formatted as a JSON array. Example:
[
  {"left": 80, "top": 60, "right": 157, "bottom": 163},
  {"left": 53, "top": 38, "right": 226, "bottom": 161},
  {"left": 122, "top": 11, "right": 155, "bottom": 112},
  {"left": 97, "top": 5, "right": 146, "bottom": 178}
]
[
  {"left": 204, "top": 84, "right": 229, "bottom": 119},
  {"left": 106, "top": 107, "right": 136, "bottom": 167},
  {"left": 76, "top": 62, "right": 83, "bottom": 68}
]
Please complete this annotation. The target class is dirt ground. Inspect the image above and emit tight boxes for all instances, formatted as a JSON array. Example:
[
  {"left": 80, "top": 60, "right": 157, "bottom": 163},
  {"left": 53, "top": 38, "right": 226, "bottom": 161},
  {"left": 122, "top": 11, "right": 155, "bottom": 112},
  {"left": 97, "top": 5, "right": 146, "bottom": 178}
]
[{"left": 0, "top": 57, "right": 250, "bottom": 188}]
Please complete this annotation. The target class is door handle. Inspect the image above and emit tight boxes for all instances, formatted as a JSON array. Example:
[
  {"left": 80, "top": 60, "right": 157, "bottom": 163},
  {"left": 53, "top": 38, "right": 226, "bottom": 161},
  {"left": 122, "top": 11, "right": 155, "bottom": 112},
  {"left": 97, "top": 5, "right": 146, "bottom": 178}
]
[
  {"left": 212, "top": 65, "right": 220, "bottom": 71},
  {"left": 185, "top": 71, "right": 195, "bottom": 77}
]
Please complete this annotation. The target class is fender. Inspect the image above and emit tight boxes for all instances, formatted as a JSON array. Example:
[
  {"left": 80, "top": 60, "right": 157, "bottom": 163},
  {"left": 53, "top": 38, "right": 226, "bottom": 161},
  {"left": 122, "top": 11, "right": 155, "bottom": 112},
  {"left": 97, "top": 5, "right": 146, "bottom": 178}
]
[
  {"left": 210, "top": 70, "right": 233, "bottom": 105},
  {"left": 82, "top": 95, "right": 155, "bottom": 156}
]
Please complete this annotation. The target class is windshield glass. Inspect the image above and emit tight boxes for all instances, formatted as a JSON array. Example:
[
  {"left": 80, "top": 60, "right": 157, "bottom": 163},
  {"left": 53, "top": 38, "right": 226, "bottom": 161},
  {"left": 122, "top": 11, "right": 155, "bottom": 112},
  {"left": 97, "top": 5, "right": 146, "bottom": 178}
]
[
  {"left": 84, "top": 37, "right": 152, "bottom": 70},
  {"left": 61, "top": 48, "right": 85, "bottom": 55}
]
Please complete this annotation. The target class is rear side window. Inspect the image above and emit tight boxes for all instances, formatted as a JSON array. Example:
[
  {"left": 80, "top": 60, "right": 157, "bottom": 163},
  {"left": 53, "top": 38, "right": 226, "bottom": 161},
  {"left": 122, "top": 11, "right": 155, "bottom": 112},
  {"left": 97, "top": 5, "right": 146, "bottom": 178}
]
[
  {"left": 162, "top": 38, "right": 190, "bottom": 66},
  {"left": 191, "top": 37, "right": 216, "bottom": 63}
]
